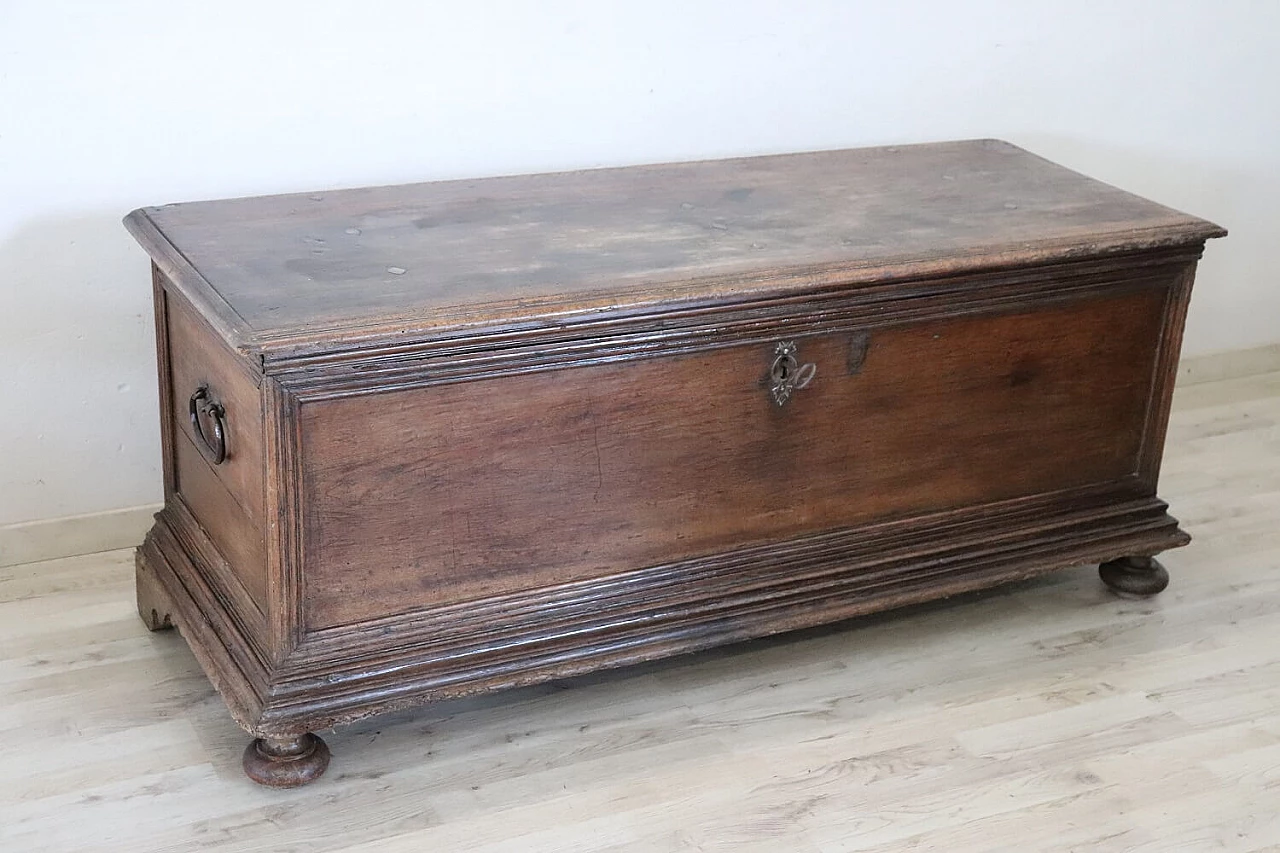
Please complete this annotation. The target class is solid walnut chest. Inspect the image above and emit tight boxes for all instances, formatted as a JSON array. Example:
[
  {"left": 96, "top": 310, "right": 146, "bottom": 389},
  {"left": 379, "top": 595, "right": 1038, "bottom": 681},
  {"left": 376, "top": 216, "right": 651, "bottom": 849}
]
[{"left": 126, "top": 139, "right": 1224, "bottom": 786}]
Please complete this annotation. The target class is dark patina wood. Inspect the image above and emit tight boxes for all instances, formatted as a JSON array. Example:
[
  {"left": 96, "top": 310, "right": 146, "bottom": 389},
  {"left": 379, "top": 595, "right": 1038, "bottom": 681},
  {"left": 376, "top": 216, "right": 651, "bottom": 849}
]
[
  {"left": 300, "top": 288, "right": 1166, "bottom": 629},
  {"left": 241, "top": 734, "right": 331, "bottom": 789},
  {"left": 125, "top": 139, "right": 1225, "bottom": 786},
  {"left": 1099, "top": 554, "right": 1172, "bottom": 596}
]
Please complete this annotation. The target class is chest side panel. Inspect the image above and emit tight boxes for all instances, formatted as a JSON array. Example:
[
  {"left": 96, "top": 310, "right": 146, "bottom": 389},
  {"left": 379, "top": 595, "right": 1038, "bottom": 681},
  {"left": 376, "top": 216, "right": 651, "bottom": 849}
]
[
  {"left": 165, "top": 292, "right": 268, "bottom": 608},
  {"left": 297, "top": 284, "right": 1167, "bottom": 630}
]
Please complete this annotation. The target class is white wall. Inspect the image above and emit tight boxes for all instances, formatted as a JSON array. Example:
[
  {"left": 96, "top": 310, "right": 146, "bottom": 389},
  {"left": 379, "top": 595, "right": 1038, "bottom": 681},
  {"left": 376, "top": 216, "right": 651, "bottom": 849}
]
[{"left": 1, "top": 0, "right": 1276, "bottom": 526}]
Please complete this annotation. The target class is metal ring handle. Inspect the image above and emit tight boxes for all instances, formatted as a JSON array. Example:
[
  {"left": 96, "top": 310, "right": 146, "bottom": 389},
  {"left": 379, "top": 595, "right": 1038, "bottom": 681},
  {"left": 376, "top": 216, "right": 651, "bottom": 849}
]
[{"left": 188, "top": 386, "right": 227, "bottom": 465}]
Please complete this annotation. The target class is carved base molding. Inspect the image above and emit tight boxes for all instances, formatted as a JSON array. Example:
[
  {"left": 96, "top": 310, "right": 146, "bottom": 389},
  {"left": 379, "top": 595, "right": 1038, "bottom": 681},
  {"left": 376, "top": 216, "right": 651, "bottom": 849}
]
[{"left": 141, "top": 485, "right": 1187, "bottom": 739}]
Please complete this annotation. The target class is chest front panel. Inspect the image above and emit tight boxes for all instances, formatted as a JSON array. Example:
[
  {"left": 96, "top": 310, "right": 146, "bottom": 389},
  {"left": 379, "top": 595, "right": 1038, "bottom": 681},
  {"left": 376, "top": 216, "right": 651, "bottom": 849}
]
[{"left": 297, "top": 284, "right": 1167, "bottom": 630}]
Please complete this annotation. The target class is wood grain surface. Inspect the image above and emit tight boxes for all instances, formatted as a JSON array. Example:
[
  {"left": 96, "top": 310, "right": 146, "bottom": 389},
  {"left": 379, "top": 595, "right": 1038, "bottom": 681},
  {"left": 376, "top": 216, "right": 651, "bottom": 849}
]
[
  {"left": 166, "top": 293, "right": 265, "bottom": 525},
  {"left": 124, "top": 139, "right": 1224, "bottom": 356},
  {"left": 3, "top": 370, "right": 1278, "bottom": 851},
  {"left": 300, "top": 288, "right": 1165, "bottom": 628},
  {"left": 164, "top": 291, "right": 267, "bottom": 609}
]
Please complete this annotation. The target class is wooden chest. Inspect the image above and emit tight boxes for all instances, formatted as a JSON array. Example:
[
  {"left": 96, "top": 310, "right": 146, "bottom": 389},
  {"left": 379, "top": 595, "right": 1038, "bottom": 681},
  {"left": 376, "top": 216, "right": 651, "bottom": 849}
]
[{"left": 126, "top": 139, "right": 1224, "bottom": 786}]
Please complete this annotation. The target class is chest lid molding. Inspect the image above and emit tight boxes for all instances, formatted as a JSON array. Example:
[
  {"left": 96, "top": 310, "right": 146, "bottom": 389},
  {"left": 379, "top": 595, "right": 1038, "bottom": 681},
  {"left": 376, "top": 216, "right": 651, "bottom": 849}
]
[{"left": 125, "top": 139, "right": 1224, "bottom": 367}]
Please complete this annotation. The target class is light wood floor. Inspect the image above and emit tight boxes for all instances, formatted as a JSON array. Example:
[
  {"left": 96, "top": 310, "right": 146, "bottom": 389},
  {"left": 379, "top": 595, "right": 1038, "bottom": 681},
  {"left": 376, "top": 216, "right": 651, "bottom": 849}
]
[{"left": 3, "top": 370, "right": 1279, "bottom": 852}]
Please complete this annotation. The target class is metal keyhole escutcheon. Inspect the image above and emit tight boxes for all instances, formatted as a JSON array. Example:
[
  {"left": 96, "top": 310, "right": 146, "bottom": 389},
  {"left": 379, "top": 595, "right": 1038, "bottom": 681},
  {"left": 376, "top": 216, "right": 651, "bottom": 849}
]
[{"left": 769, "top": 341, "right": 817, "bottom": 406}]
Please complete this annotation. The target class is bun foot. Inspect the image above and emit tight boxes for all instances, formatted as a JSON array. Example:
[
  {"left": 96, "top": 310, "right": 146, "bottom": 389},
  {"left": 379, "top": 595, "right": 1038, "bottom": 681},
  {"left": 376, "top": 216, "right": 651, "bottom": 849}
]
[
  {"left": 1099, "top": 555, "right": 1170, "bottom": 597},
  {"left": 242, "top": 733, "right": 330, "bottom": 788}
]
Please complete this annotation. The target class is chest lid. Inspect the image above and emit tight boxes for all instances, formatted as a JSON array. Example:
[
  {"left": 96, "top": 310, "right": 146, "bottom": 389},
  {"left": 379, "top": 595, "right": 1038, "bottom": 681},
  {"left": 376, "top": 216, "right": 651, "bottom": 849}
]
[{"left": 125, "top": 139, "right": 1223, "bottom": 366}]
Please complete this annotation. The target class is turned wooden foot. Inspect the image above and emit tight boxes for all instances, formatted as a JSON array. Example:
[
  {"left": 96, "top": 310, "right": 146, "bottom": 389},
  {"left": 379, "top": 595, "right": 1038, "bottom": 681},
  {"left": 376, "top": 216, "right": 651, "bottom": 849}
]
[
  {"left": 1099, "top": 555, "right": 1170, "bottom": 597},
  {"left": 135, "top": 552, "right": 174, "bottom": 631},
  {"left": 242, "top": 733, "right": 330, "bottom": 788}
]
